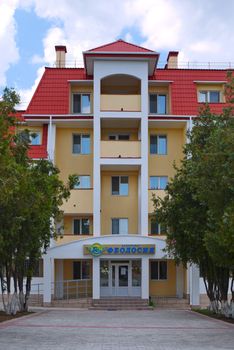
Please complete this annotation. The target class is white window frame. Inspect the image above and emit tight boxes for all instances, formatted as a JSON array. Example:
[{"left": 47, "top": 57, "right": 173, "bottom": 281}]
[
  {"left": 111, "top": 218, "right": 128, "bottom": 235},
  {"left": 150, "top": 176, "right": 168, "bottom": 190},
  {"left": 150, "top": 135, "right": 167, "bottom": 155},
  {"left": 108, "top": 134, "right": 130, "bottom": 140},
  {"left": 150, "top": 260, "right": 167, "bottom": 280},
  {"left": 72, "top": 134, "right": 90, "bottom": 154},
  {"left": 73, "top": 218, "right": 90, "bottom": 235},
  {"left": 150, "top": 220, "right": 166, "bottom": 235},
  {"left": 149, "top": 93, "right": 167, "bottom": 114},
  {"left": 74, "top": 175, "right": 91, "bottom": 189},
  {"left": 198, "top": 90, "right": 221, "bottom": 103},
  {"left": 72, "top": 93, "right": 91, "bottom": 114},
  {"left": 111, "top": 176, "right": 129, "bottom": 196}
]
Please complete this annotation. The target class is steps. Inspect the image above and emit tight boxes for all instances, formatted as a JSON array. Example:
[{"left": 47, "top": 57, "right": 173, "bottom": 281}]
[
  {"left": 51, "top": 298, "right": 92, "bottom": 308},
  {"left": 152, "top": 297, "right": 190, "bottom": 309},
  {"left": 91, "top": 298, "right": 153, "bottom": 310}
]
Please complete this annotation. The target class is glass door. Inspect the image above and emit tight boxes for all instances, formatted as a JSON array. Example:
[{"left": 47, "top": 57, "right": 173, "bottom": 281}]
[{"left": 111, "top": 263, "right": 129, "bottom": 296}]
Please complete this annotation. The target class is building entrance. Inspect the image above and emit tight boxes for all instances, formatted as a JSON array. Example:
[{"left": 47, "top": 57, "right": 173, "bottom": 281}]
[{"left": 100, "top": 260, "right": 141, "bottom": 297}]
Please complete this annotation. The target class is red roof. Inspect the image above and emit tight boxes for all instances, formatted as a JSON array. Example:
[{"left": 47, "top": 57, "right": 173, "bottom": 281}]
[
  {"left": 86, "top": 39, "right": 156, "bottom": 53},
  {"left": 25, "top": 66, "right": 230, "bottom": 116}
]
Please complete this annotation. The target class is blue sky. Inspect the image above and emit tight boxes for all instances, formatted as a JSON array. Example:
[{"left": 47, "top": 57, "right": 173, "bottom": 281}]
[{"left": 0, "top": 0, "right": 234, "bottom": 109}]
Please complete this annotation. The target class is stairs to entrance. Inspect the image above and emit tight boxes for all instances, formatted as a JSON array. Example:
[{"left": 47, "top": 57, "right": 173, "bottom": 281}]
[{"left": 90, "top": 298, "right": 153, "bottom": 310}]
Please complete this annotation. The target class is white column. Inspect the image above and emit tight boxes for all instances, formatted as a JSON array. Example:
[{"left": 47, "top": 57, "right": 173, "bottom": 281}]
[
  {"left": 93, "top": 70, "right": 101, "bottom": 236},
  {"left": 47, "top": 118, "right": 56, "bottom": 163},
  {"left": 43, "top": 256, "right": 54, "bottom": 304},
  {"left": 189, "top": 264, "right": 200, "bottom": 306},
  {"left": 138, "top": 170, "right": 141, "bottom": 234},
  {"left": 141, "top": 257, "right": 149, "bottom": 299},
  {"left": 176, "top": 263, "right": 184, "bottom": 298},
  {"left": 92, "top": 258, "right": 100, "bottom": 299}
]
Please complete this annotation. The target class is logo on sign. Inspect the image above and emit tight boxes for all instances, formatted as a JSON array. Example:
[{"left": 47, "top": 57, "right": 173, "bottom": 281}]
[{"left": 88, "top": 243, "right": 104, "bottom": 257}]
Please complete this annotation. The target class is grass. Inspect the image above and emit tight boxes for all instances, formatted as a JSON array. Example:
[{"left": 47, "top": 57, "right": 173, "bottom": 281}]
[
  {"left": 0, "top": 310, "right": 33, "bottom": 323},
  {"left": 193, "top": 308, "right": 234, "bottom": 324}
]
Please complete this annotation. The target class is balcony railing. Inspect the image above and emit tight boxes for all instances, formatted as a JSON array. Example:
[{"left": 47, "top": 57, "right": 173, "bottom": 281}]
[
  {"left": 61, "top": 189, "right": 93, "bottom": 214},
  {"left": 101, "top": 140, "right": 141, "bottom": 158},
  {"left": 53, "top": 279, "right": 92, "bottom": 300},
  {"left": 100, "top": 94, "right": 141, "bottom": 112}
]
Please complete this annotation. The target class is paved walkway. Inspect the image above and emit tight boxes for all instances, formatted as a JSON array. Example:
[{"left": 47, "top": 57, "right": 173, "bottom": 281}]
[{"left": 0, "top": 309, "right": 233, "bottom": 350}]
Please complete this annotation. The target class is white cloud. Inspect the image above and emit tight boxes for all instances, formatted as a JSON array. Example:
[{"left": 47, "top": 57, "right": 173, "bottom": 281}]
[{"left": 1, "top": 0, "right": 234, "bottom": 108}]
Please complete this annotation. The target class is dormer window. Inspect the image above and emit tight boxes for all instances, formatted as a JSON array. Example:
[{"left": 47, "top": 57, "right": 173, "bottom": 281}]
[
  {"left": 198, "top": 90, "right": 221, "bottom": 103},
  {"left": 149, "top": 94, "right": 167, "bottom": 114},
  {"left": 72, "top": 93, "right": 91, "bottom": 113}
]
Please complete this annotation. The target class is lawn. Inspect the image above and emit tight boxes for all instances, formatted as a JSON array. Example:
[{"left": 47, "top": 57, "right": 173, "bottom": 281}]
[
  {"left": 0, "top": 311, "right": 33, "bottom": 323},
  {"left": 193, "top": 308, "right": 234, "bottom": 324}
]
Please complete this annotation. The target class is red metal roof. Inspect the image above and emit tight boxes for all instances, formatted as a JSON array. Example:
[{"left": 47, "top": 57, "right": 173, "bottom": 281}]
[
  {"left": 87, "top": 39, "right": 155, "bottom": 53},
  {"left": 25, "top": 66, "right": 231, "bottom": 116}
]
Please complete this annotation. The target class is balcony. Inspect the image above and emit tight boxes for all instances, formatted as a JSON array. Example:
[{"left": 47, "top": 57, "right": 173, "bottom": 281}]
[
  {"left": 101, "top": 140, "right": 141, "bottom": 158},
  {"left": 148, "top": 190, "right": 166, "bottom": 213},
  {"left": 61, "top": 189, "right": 93, "bottom": 214},
  {"left": 100, "top": 94, "right": 141, "bottom": 112}
]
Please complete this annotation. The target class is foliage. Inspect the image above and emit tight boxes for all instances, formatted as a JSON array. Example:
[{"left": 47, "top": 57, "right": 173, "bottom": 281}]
[
  {"left": 0, "top": 88, "right": 78, "bottom": 314},
  {"left": 152, "top": 73, "right": 234, "bottom": 316}
]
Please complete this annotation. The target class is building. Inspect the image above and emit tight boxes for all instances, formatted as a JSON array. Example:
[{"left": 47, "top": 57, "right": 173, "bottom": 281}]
[{"left": 18, "top": 39, "right": 231, "bottom": 307}]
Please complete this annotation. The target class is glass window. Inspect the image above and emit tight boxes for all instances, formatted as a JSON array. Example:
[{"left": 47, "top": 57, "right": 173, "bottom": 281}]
[
  {"left": 81, "top": 135, "right": 90, "bottom": 154},
  {"left": 73, "top": 218, "right": 90, "bottom": 235},
  {"left": 73, "top": 134, "right": 81, "bottom": 153},
  {"left": 73, "top": 219, "right": 81, "bottom": 235},
  {"left": 100, "top": 261, "right": 109, "bottom": 287},
  {"left": 150, "top": 135, "right": 167, "bottom": 154},
  {"left": 81, "top": 94, "right": 91, "bottom": 113},
  {"left": 73, "top": 94, "right": 91, "bottom": 114},
  {"left": 112, "top": 176, "right": 128, "bottom": 195},
  {"left": 82, "top": 261, "right": 91, "bottom": 279},
  {"left": 150, "top": 176, "right": 168, "bottom": 190},
  {"left": 112, "top": 218, "right": 128, "bottom": 235},
  {"left": 151, "top": 261, "right": 167, "bottom": 280},
  {"left": 73, "top": 134, "right": 90, "bottom": 154},
  {"left": 151, "top": 220, "right": 159, "bottom": 235},
  {"left": 198, "top": 91, "right": 207, "bottom": 103},
  {"left": 118, "top": 134, "right": 130, "bottom": 140},
  {"left": 73, "top": 261, "right": 81, "bottom": 279},
  {"left": 210, "top": 91, "right": 220, "bottom": 103},
  {"left": 73, "top": 94, "right": 81, "bottom": 113},
  {"left": 30, "top": 132, "right": 41, "bottom": 145},
  {"left": 149, "top": 94, "right": 166, "bottom": 114},
  {"left": 132, "top": 260, "right": 141, "bottom": 287},
  {"left": 74, "top": 176, "right": 91, "bottom": 189}
]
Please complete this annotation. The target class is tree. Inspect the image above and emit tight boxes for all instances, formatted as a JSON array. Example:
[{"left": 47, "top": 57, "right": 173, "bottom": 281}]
[
  {"left": 152, "top": 73, "right": 234, "bottom": 317},
  {"left": 0, "top": 88, "right": 78, "bottom": 314}
]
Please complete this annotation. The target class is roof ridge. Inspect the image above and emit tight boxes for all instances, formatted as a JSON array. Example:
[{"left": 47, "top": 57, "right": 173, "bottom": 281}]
[{"left": 87, "top": 38, "right": 155, "bottom": 53}]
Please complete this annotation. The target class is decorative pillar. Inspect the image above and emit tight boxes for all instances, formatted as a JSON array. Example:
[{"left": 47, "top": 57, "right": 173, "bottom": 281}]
[
  {"left": 92, "top": 258, "right": 100, "bottom": 299},
  {"left": 189, "top": 264, "right": 200, "bottom": 307},
  {"left": 176, "top": 263, "right": 184, "bottom": 298},
  {"left": 141, "top": 257, "right": 149, "bottom": 300},
  {"left": 43, "top": 256, "right": 54, "bottom": 304}
]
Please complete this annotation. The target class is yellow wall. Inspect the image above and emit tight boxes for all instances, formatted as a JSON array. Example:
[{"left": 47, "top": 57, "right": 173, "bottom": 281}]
[
  {"left": 101, "top": 171, "right": 138, "bottom": 235},
  {"left": 60, "top": 189, "right": 93, "bottom": 215},
  {"left": 101, "top": 94, "right": 141, "bottom": 112},
  {"left": 101, "top": 128, "right": 139, "bottom": 141},
  {"left": 101, "top": 141, "right": 141, "bottom": 158},
  {"left": 55, "top": 127, "right": 93, "bottom": 184},
  {"left": 148, "top": 128, "right": 184, "bottom": 179},
  {"left": 149, "top": 260, "right": 177, "bottom": 296}
]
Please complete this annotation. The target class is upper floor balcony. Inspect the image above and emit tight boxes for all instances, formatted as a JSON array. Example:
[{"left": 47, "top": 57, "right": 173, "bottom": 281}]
[
  {"left": 101, "top": 140, "right": 141, "bottom": 158},
  {"left": 61, "top": 189, "right": 93, "bottom": 214},
  {"left": 100, "top": 74, "right": 141, "bottom": 113}
]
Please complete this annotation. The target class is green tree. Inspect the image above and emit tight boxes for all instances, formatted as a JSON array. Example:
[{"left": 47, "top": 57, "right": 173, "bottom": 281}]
[
  {"left": 0, "top": 88, "right": 78, "bottom": 314},
  {"left": 153, "top": 74, "right": 234, "bottom": 316}
]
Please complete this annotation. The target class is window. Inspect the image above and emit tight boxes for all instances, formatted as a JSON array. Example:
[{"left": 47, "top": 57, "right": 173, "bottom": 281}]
[
  {"left": 18, "top": 130, "right": 41, "bottom": 145},
  {"left": 150, "top": 135, "right": 167, "bottom": 154},
  {"left": 149, "top": 94, "right": 167, "bottom": 114},
  {"left": 72, "top": 93, "right": 91, "bottom": 113},
  {"left": 73, "top": 218, "right": 90, "bottom": 235},
  {"left": 73, "top": 260, "right": 91, "bottom": 280},
  {"left": 151, "top": 261, "right": 167, "bottom": 280},
  {"left": 198, "top": 91, "right": 221, "bottom": 103},
  {"left": 151, "top": 220, "right": 167, "bottom": 235},
  {"left": 112, "top": 218, "right": 128, "bottom": 235},
  {"left": 109, "top": 134, "right": 130, "bottom": 140},
  {"left": 73, "top": 134, "right": 90, "bottom": 154},
  {"left": 150, "top": 176, "right": 168, "bottom": 190},
  {"left": 24, "top": 259, "right": 43, "bottom": 277},
  {"left": 112, "top": 176, "right": 128, "bottom": 195},
  {"left": 74, "top": 176, "right": 91, "bottom": 189}
]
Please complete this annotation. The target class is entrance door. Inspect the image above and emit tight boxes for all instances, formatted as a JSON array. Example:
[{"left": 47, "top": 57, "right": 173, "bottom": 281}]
[{"left": 111, "top": 263, "right": 129, "bottom": 296}]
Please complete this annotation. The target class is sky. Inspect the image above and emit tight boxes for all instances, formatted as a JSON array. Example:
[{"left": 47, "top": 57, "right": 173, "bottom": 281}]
[{"left": 0, "top": 0, "right": 234, "bottom": 110}]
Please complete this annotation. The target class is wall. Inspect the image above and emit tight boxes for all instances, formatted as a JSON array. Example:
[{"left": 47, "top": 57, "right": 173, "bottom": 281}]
[
  {"left": 101, "top": 171, "right": 138, "bottom": 235},
  {"left": 149, "top": 260, "right": 177, "bottom": 297}
]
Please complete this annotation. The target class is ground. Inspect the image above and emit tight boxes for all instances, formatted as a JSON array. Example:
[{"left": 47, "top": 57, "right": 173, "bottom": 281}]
[{"left": 0, "top": 309, "right": 233, "bottom": 350}]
